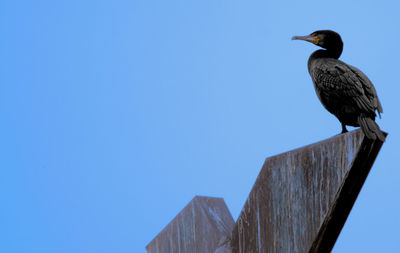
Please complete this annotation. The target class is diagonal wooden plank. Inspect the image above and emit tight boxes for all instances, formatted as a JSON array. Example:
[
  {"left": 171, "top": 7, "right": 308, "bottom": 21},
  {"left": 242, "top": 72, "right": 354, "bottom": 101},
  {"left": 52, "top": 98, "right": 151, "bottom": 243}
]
[
  {"left": 308, "top": 131, "right": 387, "bottom": 253},
  {"left": 231, "top": 129, "right": 386, "bottom": 253}
]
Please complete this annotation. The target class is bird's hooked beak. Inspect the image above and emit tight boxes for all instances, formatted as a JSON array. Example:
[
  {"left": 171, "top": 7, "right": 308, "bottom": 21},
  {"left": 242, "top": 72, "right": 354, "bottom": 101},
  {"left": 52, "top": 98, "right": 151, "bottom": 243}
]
[{"left": 292, "top": 35, "right": 319, "bottom": 45}]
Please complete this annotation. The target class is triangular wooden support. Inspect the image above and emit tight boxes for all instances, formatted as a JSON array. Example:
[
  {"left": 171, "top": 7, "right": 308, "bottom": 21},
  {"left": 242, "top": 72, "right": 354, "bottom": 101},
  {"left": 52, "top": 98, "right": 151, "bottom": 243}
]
[{"left": 231, "top": 129, "right": 387, "bottom": 253}]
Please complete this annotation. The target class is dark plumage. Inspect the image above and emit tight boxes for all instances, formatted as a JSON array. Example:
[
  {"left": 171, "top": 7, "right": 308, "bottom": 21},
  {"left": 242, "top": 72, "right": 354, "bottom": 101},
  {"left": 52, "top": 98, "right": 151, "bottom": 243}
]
[{"left": 292, "top": 30, "right": 384, "bottom": 141}]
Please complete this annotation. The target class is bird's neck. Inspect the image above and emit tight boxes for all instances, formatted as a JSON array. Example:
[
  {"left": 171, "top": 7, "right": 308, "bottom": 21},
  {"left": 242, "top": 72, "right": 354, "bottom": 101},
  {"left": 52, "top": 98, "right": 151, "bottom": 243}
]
[
  {"left": 310, "top": 48, "right": 342, "bottom": 60},
  {"left": 307, "top": 49, "right": 342, "bottom": 70}
]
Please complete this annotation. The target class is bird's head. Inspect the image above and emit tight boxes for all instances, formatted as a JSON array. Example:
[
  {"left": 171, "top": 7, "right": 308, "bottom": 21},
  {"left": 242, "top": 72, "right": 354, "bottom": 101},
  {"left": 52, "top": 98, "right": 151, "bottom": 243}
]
[{"left": 292, "top": 30, "right": 343, "bottom": 58}]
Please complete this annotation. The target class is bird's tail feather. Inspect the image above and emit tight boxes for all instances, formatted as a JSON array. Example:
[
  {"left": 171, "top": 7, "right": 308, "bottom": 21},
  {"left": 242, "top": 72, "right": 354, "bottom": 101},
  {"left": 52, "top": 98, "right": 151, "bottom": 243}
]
[{"left": 358, "top": 116, "right": 385, "bottom": 142}]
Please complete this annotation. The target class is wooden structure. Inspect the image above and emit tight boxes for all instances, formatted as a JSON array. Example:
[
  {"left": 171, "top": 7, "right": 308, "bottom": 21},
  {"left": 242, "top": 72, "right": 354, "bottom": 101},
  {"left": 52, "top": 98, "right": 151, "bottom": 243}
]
[{"left": 146, "top": 129, "right": 386, "bottom": 253}]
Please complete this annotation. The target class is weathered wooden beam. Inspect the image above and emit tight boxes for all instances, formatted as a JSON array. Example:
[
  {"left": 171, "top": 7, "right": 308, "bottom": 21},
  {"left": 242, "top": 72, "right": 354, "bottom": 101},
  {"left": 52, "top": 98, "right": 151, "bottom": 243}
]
[
  {"left": 308, "top": 131, "right": 387, "bottom": 252},
  {"left": 230, "top": 129, "right": 386, "bottom": 253},
  {"left": 146, "top": 196, "right": 234, "bottom": 253}
]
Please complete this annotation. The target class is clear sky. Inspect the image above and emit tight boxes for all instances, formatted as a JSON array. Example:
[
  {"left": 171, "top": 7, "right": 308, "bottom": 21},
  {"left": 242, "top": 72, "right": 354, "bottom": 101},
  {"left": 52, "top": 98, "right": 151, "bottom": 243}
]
[{"left": 1, "top": 0, "right": 399, "bottom": 252}]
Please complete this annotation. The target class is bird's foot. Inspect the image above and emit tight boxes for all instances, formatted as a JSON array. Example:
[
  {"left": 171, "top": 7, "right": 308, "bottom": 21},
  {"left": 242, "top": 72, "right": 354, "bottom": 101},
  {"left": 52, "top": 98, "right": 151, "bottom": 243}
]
[{"left": 341, "top": 124, "right": 348, "bottom": 134}]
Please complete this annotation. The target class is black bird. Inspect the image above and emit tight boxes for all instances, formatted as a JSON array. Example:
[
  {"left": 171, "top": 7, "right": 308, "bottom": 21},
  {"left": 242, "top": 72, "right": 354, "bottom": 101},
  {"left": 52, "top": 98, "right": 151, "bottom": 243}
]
[{"left": 292, "top": 30, "right": 385, "bottom": 141}]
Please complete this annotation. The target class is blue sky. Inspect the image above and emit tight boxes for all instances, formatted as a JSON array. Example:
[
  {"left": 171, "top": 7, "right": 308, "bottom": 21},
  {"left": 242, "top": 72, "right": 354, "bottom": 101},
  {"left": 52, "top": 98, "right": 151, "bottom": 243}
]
[{"left": 1, "top": 0, "right": 399, "bottom": 252}]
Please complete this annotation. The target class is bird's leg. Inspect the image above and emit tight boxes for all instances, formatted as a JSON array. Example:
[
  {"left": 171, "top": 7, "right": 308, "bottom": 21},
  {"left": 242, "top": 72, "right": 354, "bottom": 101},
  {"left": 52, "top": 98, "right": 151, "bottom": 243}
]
[{"left": 341, "top": 123, "right": 348, "bottom": 134}]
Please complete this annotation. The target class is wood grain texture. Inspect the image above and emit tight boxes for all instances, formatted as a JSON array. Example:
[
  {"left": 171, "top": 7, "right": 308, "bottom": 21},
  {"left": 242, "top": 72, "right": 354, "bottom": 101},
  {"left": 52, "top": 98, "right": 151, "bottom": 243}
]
[
  {"left": 231, "top": 129, "right": 386, "bottom": 253},
  {"left": 146, "top": 196, "right": 234, "bottom": 253}
]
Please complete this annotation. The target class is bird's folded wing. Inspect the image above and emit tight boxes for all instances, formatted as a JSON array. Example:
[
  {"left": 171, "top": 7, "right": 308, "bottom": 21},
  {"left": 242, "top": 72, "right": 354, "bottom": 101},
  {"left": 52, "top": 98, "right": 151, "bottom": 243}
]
[{"left": 311, "top": 59, "right": 378, "bottom": 115}]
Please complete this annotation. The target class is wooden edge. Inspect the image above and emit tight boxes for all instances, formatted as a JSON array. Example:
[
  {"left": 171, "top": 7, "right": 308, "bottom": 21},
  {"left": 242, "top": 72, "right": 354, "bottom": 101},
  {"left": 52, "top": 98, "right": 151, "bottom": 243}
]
[{"left": 308, "top": 132, "right": 387, "bottom": 253}]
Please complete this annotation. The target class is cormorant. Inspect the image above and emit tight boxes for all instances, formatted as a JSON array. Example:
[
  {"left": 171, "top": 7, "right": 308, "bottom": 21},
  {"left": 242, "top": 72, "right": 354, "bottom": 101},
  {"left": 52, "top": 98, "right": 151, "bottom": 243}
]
[{"left": 292, "top": 30, "right": 385, "bottom": 141}]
